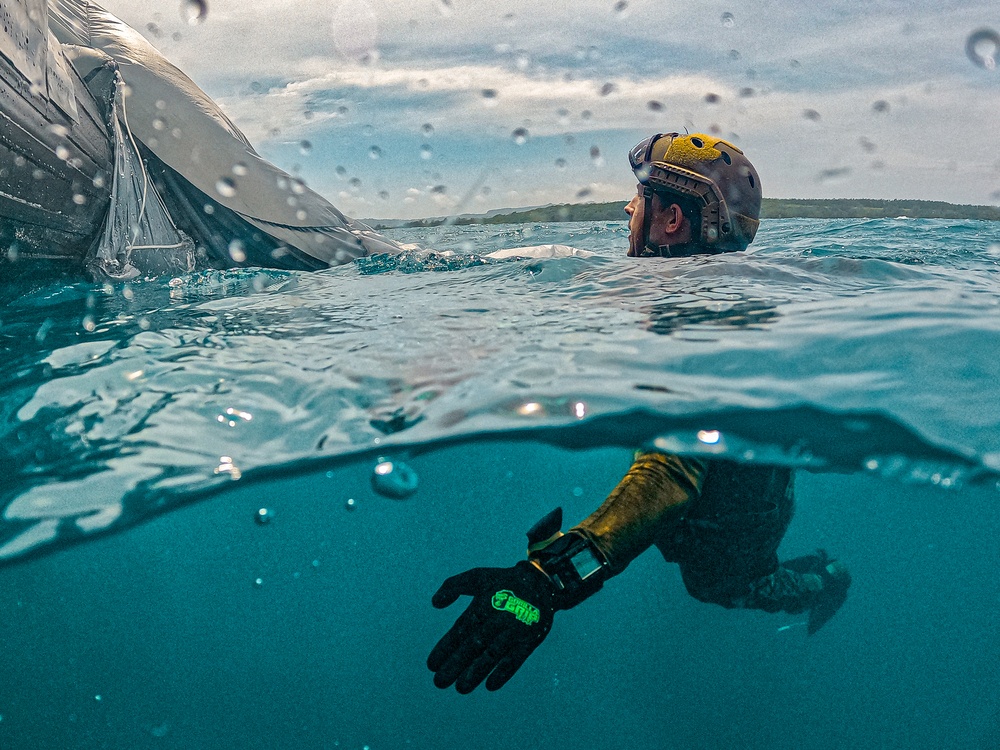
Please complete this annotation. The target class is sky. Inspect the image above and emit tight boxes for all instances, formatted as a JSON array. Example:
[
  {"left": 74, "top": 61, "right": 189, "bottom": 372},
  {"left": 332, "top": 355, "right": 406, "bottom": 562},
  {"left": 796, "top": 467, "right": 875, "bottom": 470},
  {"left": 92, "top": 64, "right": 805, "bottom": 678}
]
[{"left": 100, "top": 0, "right": 1000, "bottom": 220}]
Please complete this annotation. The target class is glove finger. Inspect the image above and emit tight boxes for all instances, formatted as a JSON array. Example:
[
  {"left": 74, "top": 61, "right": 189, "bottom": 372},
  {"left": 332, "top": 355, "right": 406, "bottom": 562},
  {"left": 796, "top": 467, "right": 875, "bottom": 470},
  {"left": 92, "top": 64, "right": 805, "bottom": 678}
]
[
  {"left": 433, "top": 614, "right": 502, "bottom": 690},
  {"left": 431, "top": 568, "right": 490, "bottom": 609},
  {"left": 485, "top": 639, "right": 540, "bottom": 692},
  {"left": 455, "top": 629, "right": 517, "bottom": 695},
  {"left": 428, "top": 604, "right": 479, "bottom": 673}
]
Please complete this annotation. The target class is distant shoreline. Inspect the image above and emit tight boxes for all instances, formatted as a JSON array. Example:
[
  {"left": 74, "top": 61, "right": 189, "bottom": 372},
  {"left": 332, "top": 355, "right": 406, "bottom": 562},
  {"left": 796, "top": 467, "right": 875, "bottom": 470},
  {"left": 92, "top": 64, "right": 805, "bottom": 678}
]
[{"left": 373, "top": 198, "right": 1000, "bottom": 229}]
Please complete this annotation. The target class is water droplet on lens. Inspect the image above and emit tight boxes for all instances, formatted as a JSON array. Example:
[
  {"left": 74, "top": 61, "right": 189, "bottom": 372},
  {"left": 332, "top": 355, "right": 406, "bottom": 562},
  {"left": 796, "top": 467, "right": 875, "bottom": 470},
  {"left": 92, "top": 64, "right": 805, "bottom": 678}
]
[
  {"left": 872, "top": 100, "right": 890, "bottom": 113},
  {"left": 481, "top": 88, "right": 498, "bottom": 105},
  {"left": 55, "top": 145, "right": 70, "bottom": 160},
  {"left": 335, "top": 165, "right": 347, "bottom": 177},
  {"left": 369, "top": 145, "right": 382, "bottom": 159},
  {"left": 299, "top": 140, "right": 312, "bottom": 155},
  {"left": 232, "top": 162, "right": 248, "bottom": 176},
  {"left": 739, "top": 87, "right": 754, "bottom": 97},
  {"left": 378, "top": 190, "right": 389, "bottom": 200},
  {"left": 803, "top": 108, "right": 821, "bottom": 121},
  {"left": 966, "top": 28, "right": 1000, "bottom": 70},
  {"left": 511, "top": 127, "right": 529, "bottom": 145},
  {"left": 371, "top": 460, "right": 419, "bottom": 499},
  {"left": 555, "top": 158, "right": 567, "bottom": 169},
  {"left": 254, "top": 577, "right": 263, "bottom": 588},
  {"left": 180, "top": 0, "right": 207, "bottom": 25},
  {"left": 590, "top": 145, "right": 603, "bottom": 166},
  {"left": 599, "top": 82, "right": 616, "bottom": 96},
  {"left": 436, "top": 0, "right": 453, "bottom": 17},
  {"left": 228, "top": 239, "right": 247, "bottom": 262},
  {"left": 152, "top": 117, "right": 166, "bottom": 131},
  {"left": 704, "top": 92, "right": 720, "bottom": 104},
  {"left": 255, "top": 507, "right": 272, "bottom": 525},
  {"left": 647, "top": 100, "right": 664, "bottom": 111},
  {"left": 72, "top": 193, "right": 87, "bottom": 206},
  {"left": 421, "top": 123, "right": 435, "bottom": 136},
  {"left": 420, "top": 144, "right": 433, "bottom": 159},
  {"left": 721, "top": 12, "right": 735, "bottom": 28},
  {"left": 215, "top": 177, "right": 237, "bottom": 197}
]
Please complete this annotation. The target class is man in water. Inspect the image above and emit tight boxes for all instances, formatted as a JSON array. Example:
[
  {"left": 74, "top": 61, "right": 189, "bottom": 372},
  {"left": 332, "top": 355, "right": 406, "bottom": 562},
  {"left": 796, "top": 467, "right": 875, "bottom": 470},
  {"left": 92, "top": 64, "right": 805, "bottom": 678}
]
[{"left": 427, "top": 132, "right": 852, "bottom": 694}]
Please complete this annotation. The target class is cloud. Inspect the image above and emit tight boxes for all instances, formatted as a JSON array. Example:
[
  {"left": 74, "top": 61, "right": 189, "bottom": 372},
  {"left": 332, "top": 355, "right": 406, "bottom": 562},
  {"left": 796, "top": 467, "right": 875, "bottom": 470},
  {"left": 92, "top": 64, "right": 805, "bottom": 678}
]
[{"left": 99, "top": 0, "right": 1000, "bottom": 218}]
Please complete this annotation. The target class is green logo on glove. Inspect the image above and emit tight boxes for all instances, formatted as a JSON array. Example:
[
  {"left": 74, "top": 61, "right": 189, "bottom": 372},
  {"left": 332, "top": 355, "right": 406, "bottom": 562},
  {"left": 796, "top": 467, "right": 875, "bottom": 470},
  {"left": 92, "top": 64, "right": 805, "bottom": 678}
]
[{"left": 492, "top": 590, "right": 540, "bottom": 625}]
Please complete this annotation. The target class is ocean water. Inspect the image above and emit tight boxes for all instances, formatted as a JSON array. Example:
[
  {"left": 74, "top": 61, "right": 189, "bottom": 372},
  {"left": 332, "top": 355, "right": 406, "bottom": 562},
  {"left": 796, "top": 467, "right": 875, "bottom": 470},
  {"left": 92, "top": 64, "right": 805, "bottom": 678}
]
[{"left": 1, "top": 218, "right": 999, "bottom": 749}]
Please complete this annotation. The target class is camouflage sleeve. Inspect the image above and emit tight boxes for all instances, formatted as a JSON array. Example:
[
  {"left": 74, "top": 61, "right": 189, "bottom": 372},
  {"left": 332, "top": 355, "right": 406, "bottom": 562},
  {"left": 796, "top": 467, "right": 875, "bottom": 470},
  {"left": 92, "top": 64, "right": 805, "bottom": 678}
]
[{"left": 570, "top": 451, "right": 706, "bottom": 574}]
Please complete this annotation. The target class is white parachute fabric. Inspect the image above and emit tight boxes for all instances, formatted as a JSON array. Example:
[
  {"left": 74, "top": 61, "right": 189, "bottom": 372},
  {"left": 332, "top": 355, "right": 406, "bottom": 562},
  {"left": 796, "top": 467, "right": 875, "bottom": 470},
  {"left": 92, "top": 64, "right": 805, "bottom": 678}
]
[
  {"left": 49, "top": 0, "right": 399, "bottom": 268},
  {"left": 88, "top": 76, "right": 195, "bottom": 280}
]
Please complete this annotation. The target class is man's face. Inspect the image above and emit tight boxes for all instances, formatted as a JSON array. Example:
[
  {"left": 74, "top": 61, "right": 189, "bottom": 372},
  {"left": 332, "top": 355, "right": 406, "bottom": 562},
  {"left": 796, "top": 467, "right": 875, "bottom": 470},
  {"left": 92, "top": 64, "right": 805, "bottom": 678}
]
[{"left": 624, "top": 185, "right": 644, "bottom": 257}]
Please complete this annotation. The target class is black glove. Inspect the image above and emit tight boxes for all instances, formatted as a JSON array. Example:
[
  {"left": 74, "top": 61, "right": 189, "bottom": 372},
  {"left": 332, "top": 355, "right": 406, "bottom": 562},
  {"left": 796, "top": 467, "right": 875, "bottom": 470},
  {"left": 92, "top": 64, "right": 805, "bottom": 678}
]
[{"left": 427, "top": 561, "right": 557, "bottom": 693}]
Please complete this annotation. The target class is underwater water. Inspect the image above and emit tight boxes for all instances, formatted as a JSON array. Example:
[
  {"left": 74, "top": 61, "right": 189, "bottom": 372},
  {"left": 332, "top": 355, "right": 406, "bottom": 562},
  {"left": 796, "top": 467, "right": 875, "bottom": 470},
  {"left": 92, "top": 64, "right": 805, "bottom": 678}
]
[{"left": 1, "top": 218, "right": 999, "bottom": 748}]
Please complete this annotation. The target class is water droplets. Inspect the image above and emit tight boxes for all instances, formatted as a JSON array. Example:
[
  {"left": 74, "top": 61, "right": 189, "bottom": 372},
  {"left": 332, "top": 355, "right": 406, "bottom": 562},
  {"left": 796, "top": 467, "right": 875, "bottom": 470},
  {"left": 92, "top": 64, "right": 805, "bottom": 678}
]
[
  {"left": 647, "top": 100, "right": 664, "bottom": 112},
  {"left": 555, "top": 158, "right": 567, "bottom": 170},
  {"left": 436, "top": 0, "right": 454, "bottom": 17},
  {"left": 227, "top": 240, "right": 247, "bottom": 263},
  {"left": 966, "top": 28, "right": 1000, "bottom": 70},
  {"left": 255, "top": 507, "right": 272, "bottom": 525},
  {"left": 420, "top": 144, "right": 433, "bottom": 160},
  {"left": 180, "top": 0, "right": 207, "bottom": 25},
  {"left": 299, "top": 140, "right": 313, "bottom": 156},
  {"left": 331, "top": 0, "right": 380, "bottom": 63},
  {"left": 511, "top": 128, "right": 529, "bottom": 146},
  {"left": 599, "top": 82, "right": 616, "bottom": 96},
  {"left": 721, "top": 12, "right": 735, "bottom": 28},
  {"left": 590, "top": 145, "right": 603, "bottom": 167},
  {"left": 872, "top": 100, "right": 890, "bottom": 113},
  {"left": 421, "top": 123, "right": 435, "bottom": 137},
  {"left": 480, "top": 88, "right": 499, "bottom": 106},
  {"left": 803, "top": 109, "right": 822, "bottom": 122},
  {"left": 369, "top": 145, "right": 382, "bottom": 159},
  {"left": 215, "top": 177, "right": 237, "bottom": 198},
  {"left": 613, "top": 1, "right": 629, "bottom": 14}
]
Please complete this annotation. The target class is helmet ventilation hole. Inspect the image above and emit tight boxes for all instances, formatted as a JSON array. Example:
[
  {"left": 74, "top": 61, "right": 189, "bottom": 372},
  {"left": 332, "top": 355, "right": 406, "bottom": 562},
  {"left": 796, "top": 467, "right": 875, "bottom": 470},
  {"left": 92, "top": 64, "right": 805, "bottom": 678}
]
[
  {"left": 691, "top": 137, "right": 704, "bottom": 147},
  {"left": 747, "top": 173, "right": 756, "bottom": 188},
  {"left": 720, "top": 151, "right": 732, "bottom": 165}
]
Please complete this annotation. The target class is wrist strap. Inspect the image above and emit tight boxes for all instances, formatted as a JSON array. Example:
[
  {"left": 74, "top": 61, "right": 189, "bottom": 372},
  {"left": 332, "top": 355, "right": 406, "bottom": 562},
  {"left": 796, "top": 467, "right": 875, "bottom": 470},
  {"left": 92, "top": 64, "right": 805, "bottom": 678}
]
[{"left": 528, "top": 527, "right": 609, "bottom": 609}]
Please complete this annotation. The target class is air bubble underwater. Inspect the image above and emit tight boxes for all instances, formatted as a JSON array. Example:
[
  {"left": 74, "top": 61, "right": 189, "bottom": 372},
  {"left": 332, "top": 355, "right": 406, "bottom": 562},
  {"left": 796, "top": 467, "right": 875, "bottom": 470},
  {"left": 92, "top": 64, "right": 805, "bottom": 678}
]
[{"left": 371, "top": 459, "right": 419, "bottom": 499}]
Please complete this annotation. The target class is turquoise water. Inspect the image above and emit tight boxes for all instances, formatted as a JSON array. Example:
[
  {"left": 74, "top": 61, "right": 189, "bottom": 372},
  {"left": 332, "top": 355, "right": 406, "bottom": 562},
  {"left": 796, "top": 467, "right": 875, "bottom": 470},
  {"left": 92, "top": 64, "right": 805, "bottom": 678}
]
[{"left": 1, "top": 218, "right": 999, "bottom": 748}]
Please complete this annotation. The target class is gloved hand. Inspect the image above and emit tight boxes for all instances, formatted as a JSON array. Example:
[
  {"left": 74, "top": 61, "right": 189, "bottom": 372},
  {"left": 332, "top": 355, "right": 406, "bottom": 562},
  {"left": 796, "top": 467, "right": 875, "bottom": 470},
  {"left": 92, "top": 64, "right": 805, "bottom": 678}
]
[{"left": 428, "top": 560, "right": 556, "bottom": 693}]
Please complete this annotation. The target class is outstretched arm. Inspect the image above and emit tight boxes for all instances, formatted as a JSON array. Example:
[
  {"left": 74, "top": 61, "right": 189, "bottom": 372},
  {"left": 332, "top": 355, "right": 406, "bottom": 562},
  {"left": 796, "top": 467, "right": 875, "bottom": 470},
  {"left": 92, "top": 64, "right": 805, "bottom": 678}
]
[{"left": 428, "top": 450, "right": 706, "bottom": 693}]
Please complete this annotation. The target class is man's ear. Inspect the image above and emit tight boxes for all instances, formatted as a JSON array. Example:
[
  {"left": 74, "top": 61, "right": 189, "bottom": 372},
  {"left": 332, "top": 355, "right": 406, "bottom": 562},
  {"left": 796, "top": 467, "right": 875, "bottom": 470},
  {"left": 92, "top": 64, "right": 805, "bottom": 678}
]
[{"left": 663, "top": 203, "right": 685, "bottom": 231}]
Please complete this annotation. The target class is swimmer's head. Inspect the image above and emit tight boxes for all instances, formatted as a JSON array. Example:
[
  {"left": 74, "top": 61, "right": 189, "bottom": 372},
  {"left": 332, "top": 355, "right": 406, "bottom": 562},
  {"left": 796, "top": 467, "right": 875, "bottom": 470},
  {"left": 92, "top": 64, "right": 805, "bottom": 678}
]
[{"left": 626, "top": 133, "right": 762, "bottom": 256}]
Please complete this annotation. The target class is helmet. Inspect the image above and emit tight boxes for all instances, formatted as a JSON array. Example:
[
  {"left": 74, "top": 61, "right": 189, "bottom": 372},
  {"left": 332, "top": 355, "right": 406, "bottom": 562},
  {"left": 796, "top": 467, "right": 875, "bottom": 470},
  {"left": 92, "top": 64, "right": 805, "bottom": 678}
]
[{"left": 628, "top": 132, "right": 762, "bottom": 253}]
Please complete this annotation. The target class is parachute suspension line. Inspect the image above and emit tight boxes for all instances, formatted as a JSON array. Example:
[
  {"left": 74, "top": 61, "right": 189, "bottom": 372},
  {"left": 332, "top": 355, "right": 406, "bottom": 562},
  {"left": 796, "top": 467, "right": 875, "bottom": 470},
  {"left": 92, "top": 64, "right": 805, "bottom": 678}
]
[{"left": 116, "top": 71, "right": 150, "bottom": 247}]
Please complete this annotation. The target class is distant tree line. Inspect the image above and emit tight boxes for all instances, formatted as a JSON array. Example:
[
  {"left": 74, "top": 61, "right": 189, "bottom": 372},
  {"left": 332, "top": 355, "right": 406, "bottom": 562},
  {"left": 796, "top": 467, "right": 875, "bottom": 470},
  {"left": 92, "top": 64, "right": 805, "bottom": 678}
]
[{"left": 395, "top": 198, "right": 1000, "bottom": 228}]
